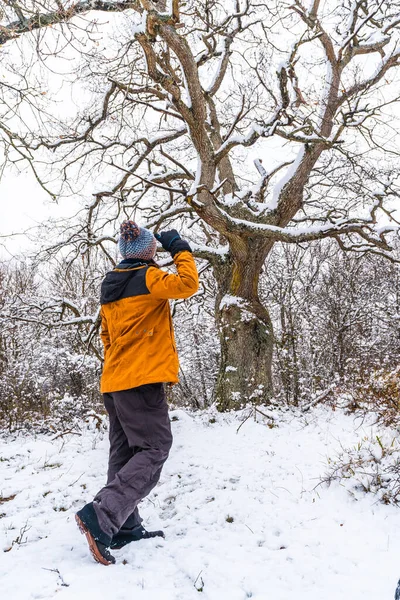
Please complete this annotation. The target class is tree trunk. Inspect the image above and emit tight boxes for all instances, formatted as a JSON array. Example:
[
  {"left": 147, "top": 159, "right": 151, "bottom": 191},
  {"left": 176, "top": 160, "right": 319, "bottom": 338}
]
[{"left": 213, "top": 240, "right": 274, "bottom": 411}]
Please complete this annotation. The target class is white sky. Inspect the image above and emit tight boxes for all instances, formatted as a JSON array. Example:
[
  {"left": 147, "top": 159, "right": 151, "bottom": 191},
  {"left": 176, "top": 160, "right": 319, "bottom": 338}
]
[{"left": 0, "top": 166, "right": 79, "bottom": 259}]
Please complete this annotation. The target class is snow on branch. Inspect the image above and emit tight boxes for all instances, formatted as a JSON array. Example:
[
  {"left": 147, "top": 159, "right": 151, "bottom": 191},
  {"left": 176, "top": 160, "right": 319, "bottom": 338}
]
[
  {"left": 0, "top": 0, "right": 144, "bottom": 48},
  {"left": 217, "top": 205, "right": 400, "bottom": 248}
]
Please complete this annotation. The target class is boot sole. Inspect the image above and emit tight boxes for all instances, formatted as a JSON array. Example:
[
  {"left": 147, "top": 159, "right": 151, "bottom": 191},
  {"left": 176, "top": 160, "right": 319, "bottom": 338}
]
[{"left": 75, "top": 514, "right": 114, "bottom": 566}]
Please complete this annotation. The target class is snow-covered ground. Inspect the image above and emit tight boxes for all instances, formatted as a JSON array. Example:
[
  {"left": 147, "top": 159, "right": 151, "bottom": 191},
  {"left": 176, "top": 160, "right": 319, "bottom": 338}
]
[{"left": 1, "top": 406, "right": 400, "bottom": 600}]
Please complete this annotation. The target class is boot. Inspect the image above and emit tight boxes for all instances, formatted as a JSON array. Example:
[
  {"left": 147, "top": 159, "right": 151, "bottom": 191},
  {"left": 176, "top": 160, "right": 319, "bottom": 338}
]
[
  {"left": 75, "top": 502, "right": 116, "bottom": 566},
  {"left": 111, "top": 525, "right": 165, "bottom": 549}
]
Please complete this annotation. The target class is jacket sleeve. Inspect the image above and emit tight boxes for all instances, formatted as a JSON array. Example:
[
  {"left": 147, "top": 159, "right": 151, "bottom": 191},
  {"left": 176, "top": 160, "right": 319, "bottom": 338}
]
[
  {"left": 100, "top": 307, "right": 111, "bottom": 356},
  {"left": 146, "top": 251, "right": 199, "bottom": 300}
]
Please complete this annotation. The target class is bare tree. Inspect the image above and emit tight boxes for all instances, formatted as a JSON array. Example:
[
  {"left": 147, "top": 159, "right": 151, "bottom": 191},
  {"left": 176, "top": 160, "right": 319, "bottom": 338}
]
[{"left": 1, "top": 0, "right": 400, "bottom": 409}]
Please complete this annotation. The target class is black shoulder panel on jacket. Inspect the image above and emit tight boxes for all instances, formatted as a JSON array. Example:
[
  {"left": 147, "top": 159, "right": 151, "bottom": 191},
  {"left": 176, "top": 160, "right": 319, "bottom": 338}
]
[{"left": 100, "top": 266, "right": 150, "bottom": 305}]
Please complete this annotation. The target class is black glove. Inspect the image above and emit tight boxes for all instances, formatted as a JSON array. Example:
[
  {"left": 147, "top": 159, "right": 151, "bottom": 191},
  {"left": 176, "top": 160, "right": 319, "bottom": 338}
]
[{"left": 155, "top": 229, "right": 192, "bottom": 258}]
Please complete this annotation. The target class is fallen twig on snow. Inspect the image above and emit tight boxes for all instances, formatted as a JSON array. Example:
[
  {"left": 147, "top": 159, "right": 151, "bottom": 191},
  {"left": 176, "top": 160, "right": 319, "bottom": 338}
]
[
  {"left": 302, "top": 387, "right": 334, "bottom": 412},
  {"left": 42, "top": 567, "right": 69, "bottom": 587}
]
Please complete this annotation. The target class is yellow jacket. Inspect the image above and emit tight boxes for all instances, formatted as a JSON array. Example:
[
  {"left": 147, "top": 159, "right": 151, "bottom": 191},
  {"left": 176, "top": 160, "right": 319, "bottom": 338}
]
[{"left": 100, "top": 251, "right": 199, "bottom": 393}]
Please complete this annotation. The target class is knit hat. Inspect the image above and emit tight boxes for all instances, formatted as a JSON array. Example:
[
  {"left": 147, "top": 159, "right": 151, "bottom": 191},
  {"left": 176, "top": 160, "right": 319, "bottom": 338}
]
[{"left": 118, "top": 220, "right": 157, "bottom": 260}]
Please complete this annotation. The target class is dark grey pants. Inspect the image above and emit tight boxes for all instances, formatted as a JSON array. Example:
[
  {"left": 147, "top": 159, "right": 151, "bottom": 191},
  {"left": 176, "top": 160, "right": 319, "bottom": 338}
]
[{"left": 93, "top": 383, "right": 173, "bottom": 538}]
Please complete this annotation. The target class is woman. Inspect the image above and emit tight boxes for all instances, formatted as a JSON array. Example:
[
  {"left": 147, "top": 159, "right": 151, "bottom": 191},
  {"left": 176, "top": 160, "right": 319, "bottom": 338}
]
[{"left": 76, "top": 221, "right": 199, "bottom": 565}]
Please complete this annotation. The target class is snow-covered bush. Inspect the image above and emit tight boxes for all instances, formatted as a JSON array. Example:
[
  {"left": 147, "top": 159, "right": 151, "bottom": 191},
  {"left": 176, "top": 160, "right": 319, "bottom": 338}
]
[
  {"left": 0, "top": 261, "right": 103, "bottom": 431},
  {"left": 322, "top": 432, "right": 400, "bottom": 505},
  {"left": 0, "top": 344, "right": 103, "bottom": 432}
]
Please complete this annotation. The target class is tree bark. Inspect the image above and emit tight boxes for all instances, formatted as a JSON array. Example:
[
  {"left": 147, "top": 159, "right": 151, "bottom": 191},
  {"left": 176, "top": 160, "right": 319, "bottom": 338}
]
[{"left": 213, "top": 239, "right": 274, "bottom": 411}]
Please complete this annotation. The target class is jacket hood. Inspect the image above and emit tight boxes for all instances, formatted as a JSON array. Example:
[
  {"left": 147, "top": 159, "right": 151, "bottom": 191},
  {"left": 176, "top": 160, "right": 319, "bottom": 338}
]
[{"left": 101, "top": 266, "right": 144, "bottom": 305}]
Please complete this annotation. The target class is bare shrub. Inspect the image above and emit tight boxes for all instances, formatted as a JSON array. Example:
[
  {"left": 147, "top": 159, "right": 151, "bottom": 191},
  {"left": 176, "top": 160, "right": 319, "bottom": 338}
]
[
  {"left": 344, "top": 367, "right": 400, "bottom": 428},
  {"left": 321, "top": 432, "right": 400, "bottom": 505}
]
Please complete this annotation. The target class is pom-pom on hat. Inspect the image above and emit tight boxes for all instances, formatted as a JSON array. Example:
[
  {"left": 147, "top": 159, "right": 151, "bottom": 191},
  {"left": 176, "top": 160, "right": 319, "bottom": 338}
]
[{"left": 118, "top": 220, "right": 157, "bottom": 261}]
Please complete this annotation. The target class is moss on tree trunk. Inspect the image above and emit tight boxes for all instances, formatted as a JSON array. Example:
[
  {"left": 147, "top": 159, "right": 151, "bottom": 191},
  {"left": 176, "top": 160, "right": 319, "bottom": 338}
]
[{"left": 213, "top": 242, "right": 274, "bottom": 411}]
